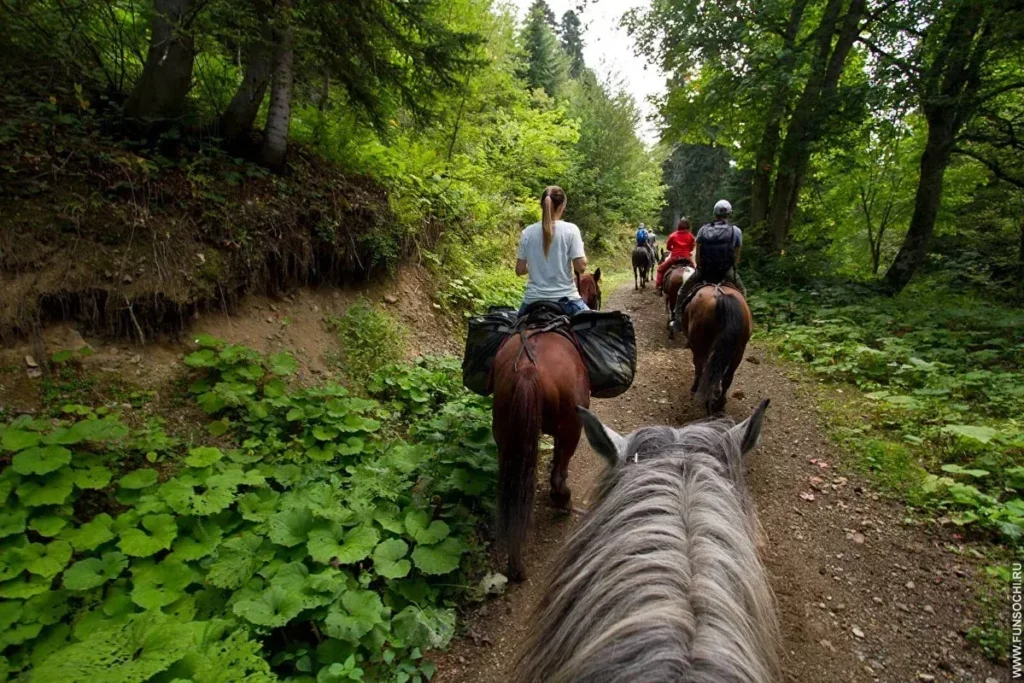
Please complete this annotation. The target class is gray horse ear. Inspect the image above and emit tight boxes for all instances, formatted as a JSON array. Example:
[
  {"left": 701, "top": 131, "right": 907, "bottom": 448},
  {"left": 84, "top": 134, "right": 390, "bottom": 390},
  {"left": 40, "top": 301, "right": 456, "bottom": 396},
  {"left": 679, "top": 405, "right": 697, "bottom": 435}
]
[
  {"left": 576, "top": 406, "right": 625, "bottom": 466},
  {"left": 593, "top": 268, "right": 601, "bottom": 283},
  {"left": 727, "top": 399, "right": 770, "bottom": 456}
]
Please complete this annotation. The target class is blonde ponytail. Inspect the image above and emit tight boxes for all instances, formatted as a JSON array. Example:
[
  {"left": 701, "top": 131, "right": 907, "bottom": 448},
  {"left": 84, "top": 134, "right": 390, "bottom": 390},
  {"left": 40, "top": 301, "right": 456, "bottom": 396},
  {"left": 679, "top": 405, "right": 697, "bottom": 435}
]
[{"left": 540, "top": 186, "right": 566, "bottom": 258}]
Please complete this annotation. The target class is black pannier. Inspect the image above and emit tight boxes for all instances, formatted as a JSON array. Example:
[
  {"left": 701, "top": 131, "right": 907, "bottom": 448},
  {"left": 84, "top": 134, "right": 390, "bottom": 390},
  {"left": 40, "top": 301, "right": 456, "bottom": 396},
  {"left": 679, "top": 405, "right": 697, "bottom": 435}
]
[
  {"left": 462, "top": 307, "right": 518, "bottom": 396},
  {"left": 571, "top": 310, "right": 636, "bottom": 398},
  {"left": 462, "top": 307, "right": 636, "bottom": 400}
]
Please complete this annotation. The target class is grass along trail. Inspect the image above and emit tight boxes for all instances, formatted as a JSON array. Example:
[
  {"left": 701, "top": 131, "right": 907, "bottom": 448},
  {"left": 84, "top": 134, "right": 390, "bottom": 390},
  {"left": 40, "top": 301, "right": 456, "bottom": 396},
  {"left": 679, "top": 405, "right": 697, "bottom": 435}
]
[{"left": 434, "top": 282, "right": 1006, "bottom": 683}]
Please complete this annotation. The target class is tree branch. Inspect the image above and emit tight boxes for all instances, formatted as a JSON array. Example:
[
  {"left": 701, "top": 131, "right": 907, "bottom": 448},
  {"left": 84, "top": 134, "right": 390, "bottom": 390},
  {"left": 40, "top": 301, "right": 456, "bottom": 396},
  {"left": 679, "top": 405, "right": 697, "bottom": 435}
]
[{"left": 954, "top": 147, "right": 1024, "bottom": 189}]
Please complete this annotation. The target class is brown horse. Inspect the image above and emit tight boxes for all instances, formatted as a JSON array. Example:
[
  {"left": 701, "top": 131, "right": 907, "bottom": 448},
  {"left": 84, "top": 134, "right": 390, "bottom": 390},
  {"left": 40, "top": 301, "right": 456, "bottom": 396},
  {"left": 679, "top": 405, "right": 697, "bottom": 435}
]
[
  {"left": 492, "top": 324, "right": 590, "bottom": 581},
  {"left": 632, "top": 247, "right": 652, "bottom": 290},
  {"left": 663, "top": 261, "right": 694, "bottom": 339},
  {"left": 577, "top": 268, "right": 602, "bottom": 310},
  {"left": 680, "top": 284, "right": 751, "bottom": 414}
]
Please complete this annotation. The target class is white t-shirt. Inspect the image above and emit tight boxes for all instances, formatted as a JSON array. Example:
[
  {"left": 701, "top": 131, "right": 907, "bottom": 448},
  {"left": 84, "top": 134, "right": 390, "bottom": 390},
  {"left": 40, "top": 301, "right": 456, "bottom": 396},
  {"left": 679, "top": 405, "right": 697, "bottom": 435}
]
[{"left": 517, "top": 220, "right": 586, "bottom": 304}]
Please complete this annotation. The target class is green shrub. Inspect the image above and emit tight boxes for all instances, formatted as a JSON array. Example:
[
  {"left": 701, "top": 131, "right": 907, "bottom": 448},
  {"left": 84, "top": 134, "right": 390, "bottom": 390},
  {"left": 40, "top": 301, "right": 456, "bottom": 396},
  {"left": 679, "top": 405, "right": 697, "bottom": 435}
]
[
  {"left": 330, "top": 302, "right": 408, "bottom": 384},
  {"left": 0, "top": 335, "right": 498, "bottom": 681},
  {"left": 753, "top": 284, "right": 1024, "bottom": 544}
]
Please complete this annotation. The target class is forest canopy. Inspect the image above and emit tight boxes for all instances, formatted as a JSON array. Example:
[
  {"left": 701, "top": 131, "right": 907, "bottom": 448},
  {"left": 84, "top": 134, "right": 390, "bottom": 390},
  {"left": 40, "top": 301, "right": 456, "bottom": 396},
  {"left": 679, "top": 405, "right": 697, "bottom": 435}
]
[{"left": 630, "top": 0, "right": 1024, "bottom": 293}]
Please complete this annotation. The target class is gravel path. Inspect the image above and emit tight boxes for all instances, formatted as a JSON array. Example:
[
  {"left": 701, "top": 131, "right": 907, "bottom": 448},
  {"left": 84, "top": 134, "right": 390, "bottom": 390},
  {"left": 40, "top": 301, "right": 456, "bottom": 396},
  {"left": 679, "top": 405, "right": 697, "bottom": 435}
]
[{"left": 433, "top": 283, "right": 1006, "bottom": 683}]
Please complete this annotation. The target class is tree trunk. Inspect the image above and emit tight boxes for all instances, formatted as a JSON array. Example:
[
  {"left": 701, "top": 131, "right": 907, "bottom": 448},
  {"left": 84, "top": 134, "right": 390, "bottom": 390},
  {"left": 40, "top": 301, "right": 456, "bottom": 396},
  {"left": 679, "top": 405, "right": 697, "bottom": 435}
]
[
  {"left": 261, "top": 0, "right": 294, "bottom": 170},
  {"left": 124, "top": 0, "right": 197, "bottom": 129},
  {"left": 219, "top": 3, "right": 273, "bottom": 147},
  {"left": 883, "top": 114, "right": 956, "bottom": 292},
  {"left": 767, "top": 0, "right": 865, "bottom": 250},
  {"left": 750, "top": 0, "right": 810, "bottom": 230}
]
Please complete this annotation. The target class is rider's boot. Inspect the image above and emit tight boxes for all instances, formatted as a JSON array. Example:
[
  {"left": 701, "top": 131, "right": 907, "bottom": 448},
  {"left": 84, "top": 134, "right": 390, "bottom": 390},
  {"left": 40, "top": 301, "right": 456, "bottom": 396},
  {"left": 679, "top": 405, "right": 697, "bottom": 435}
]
[{"left": 655, "top": 285, "right": 663, "bottom": 297}]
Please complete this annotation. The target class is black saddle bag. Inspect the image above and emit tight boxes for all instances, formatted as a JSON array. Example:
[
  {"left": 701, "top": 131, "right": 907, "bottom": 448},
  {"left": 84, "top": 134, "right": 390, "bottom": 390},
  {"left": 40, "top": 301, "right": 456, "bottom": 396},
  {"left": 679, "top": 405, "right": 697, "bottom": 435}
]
[
  {"left": 571, "top": 310, "right": 636, "bottom": 399},
  {"left": 462, "top": 307, "right": 518, "bottom": 396}
]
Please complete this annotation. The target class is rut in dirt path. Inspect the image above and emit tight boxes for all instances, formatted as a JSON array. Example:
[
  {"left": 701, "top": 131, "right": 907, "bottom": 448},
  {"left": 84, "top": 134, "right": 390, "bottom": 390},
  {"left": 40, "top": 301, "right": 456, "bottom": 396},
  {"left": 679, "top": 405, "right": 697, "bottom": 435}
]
[{"left": 433, "top": 283, "right": 1006, "bottom": 683}]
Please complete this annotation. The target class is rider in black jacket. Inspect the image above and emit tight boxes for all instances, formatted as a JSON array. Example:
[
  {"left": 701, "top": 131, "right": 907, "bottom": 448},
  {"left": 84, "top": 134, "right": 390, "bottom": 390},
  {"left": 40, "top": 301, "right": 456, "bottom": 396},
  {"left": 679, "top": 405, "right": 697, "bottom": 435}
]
[{"left": 672, "top": 200, "right": 747, "bottom": 328}]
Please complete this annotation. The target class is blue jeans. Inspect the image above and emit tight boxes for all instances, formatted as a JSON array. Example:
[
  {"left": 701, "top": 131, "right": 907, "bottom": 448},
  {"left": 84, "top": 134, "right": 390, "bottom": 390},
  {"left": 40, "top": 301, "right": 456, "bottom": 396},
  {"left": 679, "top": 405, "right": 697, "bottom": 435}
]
[{"left": 518, "top": 297, "right": 589, "bottom": 317}]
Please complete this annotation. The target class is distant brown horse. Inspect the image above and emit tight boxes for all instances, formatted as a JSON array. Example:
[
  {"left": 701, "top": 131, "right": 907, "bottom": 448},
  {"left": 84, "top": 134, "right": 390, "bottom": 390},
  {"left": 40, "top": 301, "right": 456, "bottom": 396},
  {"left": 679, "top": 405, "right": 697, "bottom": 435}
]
[
  {"left": 680, "top": 284, "right": 751, "bottom": 414},
  {"left": 492, "top": 319, "right": 590, "bottom": 581},
  {"left": 577, "top": 268, "right": 602, "bottom": 310},
  {"left": 663, "top": 260, "right": 694, "bottom": 339},
  {"left": 632, "top": 247, "right": 653, "bottom": 290}
]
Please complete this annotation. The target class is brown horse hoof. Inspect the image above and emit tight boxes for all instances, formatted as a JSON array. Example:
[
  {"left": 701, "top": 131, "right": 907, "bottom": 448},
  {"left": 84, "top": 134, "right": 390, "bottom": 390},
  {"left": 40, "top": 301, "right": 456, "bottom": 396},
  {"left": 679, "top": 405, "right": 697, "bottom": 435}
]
[
  {"left": 550, "top": 488, "right": 571, "bottom": 510},
  {"left": 507, "top": 563, "right": 525, "bottom": 583}
]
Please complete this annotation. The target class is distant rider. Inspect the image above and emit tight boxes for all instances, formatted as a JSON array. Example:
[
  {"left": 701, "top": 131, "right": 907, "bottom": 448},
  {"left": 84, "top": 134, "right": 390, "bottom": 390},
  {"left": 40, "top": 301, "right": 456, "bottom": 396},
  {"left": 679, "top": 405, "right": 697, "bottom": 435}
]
[
  {"left": 515, "top": 186, "right": 589, "bottom": 317},
  {"left": 635, "top": 223, "right": 649, "bottom": 247},
  {"left": 655, "top": 217, "right": 696, "bottom": 295},
  {"left": 673, "top": 200, "right": 746, "bottom": 327}
]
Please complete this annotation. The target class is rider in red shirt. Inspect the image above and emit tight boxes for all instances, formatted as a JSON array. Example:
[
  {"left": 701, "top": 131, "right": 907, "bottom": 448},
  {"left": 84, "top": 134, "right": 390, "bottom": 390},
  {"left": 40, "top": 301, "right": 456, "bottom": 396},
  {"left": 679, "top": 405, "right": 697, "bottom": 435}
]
[{"left": 656, "top": 217, "right": 696, "bottom": 293}]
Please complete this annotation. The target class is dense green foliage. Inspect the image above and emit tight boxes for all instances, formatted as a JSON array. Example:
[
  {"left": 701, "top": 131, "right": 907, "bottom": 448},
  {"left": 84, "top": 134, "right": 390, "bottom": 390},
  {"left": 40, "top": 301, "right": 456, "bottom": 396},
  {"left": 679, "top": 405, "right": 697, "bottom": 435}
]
[
  {"left": 630, "top": 0, "right": 1024, "bottom": 291},
  {"left": 753, "top": 282, "right": 1024, "bottom": 542},
  {"left": 1, "top": 0, "right": 660, "bottom": 310},
  {"left": 0, "top": 340, "right": 498, "bottom": 681}
]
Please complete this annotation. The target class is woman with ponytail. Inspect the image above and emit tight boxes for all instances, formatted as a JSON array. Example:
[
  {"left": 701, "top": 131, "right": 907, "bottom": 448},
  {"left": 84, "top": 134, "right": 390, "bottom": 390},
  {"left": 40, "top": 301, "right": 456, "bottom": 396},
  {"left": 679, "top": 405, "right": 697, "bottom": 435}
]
[{"left": 515, "top": 186, "right": 589, "bottom": 317}]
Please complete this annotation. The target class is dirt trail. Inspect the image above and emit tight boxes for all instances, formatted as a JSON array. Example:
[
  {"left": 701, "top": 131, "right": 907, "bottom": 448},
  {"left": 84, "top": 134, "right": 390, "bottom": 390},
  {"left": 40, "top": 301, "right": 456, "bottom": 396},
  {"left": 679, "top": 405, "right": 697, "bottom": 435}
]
[{"left": 435, "top": 283, "right": 1005, "bottom": 683}]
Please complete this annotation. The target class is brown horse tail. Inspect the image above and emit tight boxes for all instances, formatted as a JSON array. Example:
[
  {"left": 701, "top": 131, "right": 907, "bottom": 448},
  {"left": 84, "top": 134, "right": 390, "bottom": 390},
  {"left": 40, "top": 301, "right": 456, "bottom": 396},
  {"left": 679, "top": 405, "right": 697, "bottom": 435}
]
[
  {"left": 497, "top": 363, "right": 541, "bottom": 576},
  {"left": 697, "top": 293, "right": 745, "bottom": 413}
]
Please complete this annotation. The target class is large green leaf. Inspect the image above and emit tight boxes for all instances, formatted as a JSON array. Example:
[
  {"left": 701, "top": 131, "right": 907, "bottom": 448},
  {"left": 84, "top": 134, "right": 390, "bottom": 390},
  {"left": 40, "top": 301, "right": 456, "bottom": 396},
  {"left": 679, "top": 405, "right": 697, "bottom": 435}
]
[
  {"left": 0, "top": 573, "right": 51, "bottom": 599},
  {"left": 118, "top": 514, "right": 177, "bottom": 557},
  {"left": 411, "top": 537, "right": 465, "bottom": 575},
  {"left": 941, "top": 424, "right": 999, "bottom": 444},
  {"left": 323, "top": 590, "right": 385, "bottom": 642},
  {"left": 29, "top": 515, "right": 68, "bottom": 537},
  {"left": 130, "top": 559, "right": 195, "bottom": 610},
  {"left": 392, "top": 605, "right": 455, "bottom": 650},
  {"left": 32, "top": 611, "right": 196, "bottom": 683},
  {"left": 63, "top": 552, "right": 129, "bottom": 591},
  {"left": 0, "top": 509, "right": 28, "bottom": 539},
  {"left": 17, "top": 469, "right": 75, "bottom": 506},
  {"left": 184, "top": 446, "right": 224, "bottom": 468},
  {"left": 269, "top": 352, "right": 299, "bottom": 376},
  {"left": 2, "top": 429, "right": 41, "bottom": 452},
  {"left": 268, "top": 507, "right": 315, "bottom": 547},
  {"left": 11, "top": 445, "right": 72, "bottom": 475},
  {"left": 118, "top": 469, "right": 159, "bottom": 490},
  {"left": 26, "top": 540, "right": 73, "bottom": 578},
  {"left": 171, "top": 519, "right": 223, "bottom": 561},
  {"left": 405, "top": 510, "right": 450, "bottom": 545},
  {"left": 372, "top": 539, "right": 411, "bottom": 579},
  {"left": 207, "top": 533, "right": 269, "bottom": 589},
  {"left": 233, "top": 585, "right": 305, "bottom": 628},
  {"left": 61, "top": 513, "right": 115, "bottom": 552},
  {"left": 73, "top": 465, "right": 113, "bottom": 490},
  {"left": 238, "top": 489, "right": 281, "bottom": 522},
  {"left": 307, "top": 526, "right": 379, "bottom": 566}
]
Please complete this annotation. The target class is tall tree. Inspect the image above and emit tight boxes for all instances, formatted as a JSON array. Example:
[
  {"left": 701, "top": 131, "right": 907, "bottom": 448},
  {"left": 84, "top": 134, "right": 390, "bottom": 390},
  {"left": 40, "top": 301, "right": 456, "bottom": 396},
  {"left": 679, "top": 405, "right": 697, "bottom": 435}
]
[
  {"left": 765, "top": 0, "right": 868, "bottom": 249},
  {"left": 123, "top": 0, "right": 202, "bottom": 128},
  {"left": 560, "top": 10, "right": 585, "bottom": 79},
  {"left": 872, "top": 0, "right": 1024, "bottom": 291},
  {"left": 219, "top": 0, "right": 274, "bottom": 147},
  {"left": 261, "top": 0, "right": 294, "bottom": 168},
  {"left": 521, "top": 1, "right": 569, "bottom": 98}
]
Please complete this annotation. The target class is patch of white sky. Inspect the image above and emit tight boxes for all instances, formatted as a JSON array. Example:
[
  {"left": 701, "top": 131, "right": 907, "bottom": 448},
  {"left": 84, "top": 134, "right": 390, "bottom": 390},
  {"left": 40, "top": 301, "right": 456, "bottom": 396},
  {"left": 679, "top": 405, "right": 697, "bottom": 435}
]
[{"left": 506, "top": 0, "right": 667, "bottom": 145}]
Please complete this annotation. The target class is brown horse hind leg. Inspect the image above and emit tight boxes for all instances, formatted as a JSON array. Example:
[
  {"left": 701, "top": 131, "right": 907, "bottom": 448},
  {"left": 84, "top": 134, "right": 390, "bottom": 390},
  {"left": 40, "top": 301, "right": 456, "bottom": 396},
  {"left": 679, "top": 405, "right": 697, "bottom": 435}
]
[{"left": 549, "top": 426, "right": 580, "bottom": 510}]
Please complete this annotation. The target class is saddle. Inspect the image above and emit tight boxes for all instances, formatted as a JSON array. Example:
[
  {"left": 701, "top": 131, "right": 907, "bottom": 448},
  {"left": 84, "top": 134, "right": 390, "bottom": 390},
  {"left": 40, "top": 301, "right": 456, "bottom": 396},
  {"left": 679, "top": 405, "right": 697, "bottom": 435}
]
[
  {"left": 664, "top": 259, "right": 693, "bottom": 279},
  {"left": 677, "top": 280, "right": 742, "bottom": 315},
  {"left": 509, "top": 302, "right": 580, "bottom": 372}
]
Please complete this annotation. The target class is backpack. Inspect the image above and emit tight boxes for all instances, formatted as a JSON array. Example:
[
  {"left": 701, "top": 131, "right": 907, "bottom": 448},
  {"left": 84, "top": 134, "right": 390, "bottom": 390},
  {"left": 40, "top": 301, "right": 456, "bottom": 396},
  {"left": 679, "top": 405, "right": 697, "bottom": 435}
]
[{"left": 698, "top": 222, "right": 737, "bottom": 278}]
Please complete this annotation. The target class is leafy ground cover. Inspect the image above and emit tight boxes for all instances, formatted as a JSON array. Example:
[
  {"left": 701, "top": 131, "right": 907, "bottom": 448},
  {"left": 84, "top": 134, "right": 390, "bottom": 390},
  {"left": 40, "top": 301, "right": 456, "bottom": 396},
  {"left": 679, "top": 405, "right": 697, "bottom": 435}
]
[
  {"left": 752, "top": 281, "right": 1023, "bottom": 658},
  {"left": 753, "top": 282, "right": 1024, "bottom": 542},
  {"left": 0, "top": 336, "right": 498, "bottom": 682}
]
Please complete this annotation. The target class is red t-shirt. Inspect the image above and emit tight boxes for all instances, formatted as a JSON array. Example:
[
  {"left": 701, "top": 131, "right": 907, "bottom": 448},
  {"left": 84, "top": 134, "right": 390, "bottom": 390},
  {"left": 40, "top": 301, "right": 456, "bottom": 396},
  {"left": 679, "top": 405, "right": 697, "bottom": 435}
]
[{"left": 666, "top": 230, "right": 695, "bottom": 259}]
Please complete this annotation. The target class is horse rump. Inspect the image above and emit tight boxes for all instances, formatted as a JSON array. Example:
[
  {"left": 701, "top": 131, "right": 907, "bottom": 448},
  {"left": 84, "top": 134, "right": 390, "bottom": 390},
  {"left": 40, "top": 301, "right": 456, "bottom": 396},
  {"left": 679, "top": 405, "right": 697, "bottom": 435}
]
[{"left": 695, "top": 293, "right": 746, "bottom": 413}]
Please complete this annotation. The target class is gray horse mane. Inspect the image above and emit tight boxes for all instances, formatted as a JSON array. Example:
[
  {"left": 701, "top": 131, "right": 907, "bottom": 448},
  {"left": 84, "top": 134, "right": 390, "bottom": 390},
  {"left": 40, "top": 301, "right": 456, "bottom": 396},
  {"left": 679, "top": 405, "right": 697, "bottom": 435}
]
[{"left": 513, "top": 417, "right": 780, "bottom": 683}]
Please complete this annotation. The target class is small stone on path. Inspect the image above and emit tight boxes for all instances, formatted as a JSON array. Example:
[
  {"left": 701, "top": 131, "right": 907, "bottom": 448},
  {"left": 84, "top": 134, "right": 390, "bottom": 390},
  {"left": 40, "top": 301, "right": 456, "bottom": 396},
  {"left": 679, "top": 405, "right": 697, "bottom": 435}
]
[{"left": 852, "top": 626, "right": 865, "bottom": 639}]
